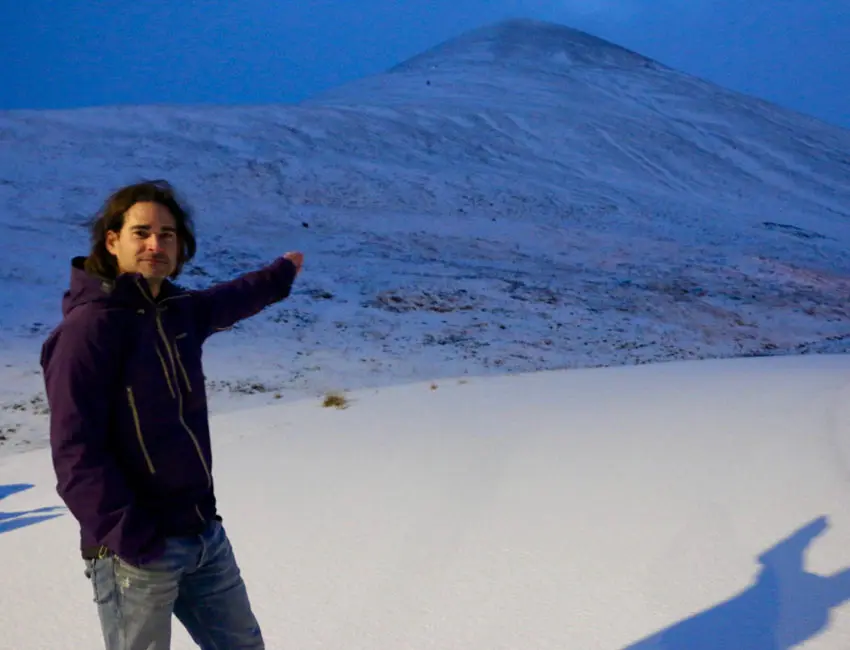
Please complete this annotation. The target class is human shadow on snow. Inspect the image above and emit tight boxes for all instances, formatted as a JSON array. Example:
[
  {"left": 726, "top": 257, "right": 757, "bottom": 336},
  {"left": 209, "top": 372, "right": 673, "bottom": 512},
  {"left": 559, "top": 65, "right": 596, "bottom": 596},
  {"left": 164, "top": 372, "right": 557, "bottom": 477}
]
[
  {"left": 0, "top": 483, "right": 65, "bottom": 535},
  {"left": 622, "top": 516, "right": 850, "bottom": 650}
]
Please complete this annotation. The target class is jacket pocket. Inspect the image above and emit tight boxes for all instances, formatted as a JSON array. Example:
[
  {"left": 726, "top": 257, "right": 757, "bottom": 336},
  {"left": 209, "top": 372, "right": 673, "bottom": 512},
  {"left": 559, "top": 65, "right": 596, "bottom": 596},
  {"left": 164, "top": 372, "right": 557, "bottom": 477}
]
[
  {"left": 126, "top": 386, "right": 156, "bottom": 474},
  {"left": 173, "top": 342, "right": 193, "bottom": 394}
]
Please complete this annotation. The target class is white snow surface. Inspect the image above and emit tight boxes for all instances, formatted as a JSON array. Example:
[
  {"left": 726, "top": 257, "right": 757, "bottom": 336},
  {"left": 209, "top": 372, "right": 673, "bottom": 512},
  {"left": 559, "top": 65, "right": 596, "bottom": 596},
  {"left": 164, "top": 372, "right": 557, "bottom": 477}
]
[{"left": 3, "top": 354, "right": 850, "bottom": 648}]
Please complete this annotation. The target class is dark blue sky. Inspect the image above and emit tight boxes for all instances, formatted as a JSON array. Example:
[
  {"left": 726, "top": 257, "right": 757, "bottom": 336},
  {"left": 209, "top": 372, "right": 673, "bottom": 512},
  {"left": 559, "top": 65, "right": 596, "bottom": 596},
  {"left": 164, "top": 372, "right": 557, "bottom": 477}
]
[{"left": 2, "top": 1, "right": 848, "bottom": 128}]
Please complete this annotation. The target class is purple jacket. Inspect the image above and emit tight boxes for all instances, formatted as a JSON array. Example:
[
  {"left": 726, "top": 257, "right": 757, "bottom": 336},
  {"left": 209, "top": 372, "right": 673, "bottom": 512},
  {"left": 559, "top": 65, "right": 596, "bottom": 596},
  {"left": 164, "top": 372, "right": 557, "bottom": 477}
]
[{"left": 40, "top": 255, "right": 298, "bottom": 565}]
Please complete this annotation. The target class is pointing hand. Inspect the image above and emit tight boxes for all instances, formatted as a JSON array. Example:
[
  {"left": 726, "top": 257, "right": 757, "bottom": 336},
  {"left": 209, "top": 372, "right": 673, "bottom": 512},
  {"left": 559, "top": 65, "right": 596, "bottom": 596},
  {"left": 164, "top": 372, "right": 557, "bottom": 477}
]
[{"left": 284, "top": 251, "right": 304, "bottom": 275}]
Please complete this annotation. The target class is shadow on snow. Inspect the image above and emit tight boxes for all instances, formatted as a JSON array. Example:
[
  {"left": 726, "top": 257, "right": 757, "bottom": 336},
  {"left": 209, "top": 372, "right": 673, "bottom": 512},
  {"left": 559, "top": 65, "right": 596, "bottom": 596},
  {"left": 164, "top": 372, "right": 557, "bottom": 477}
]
[
  {"left": 0, "top": 483, "right": 65, "bottom": 535},
  {"left": 623, "top": 516, "right": 850, "bottom": 650}
]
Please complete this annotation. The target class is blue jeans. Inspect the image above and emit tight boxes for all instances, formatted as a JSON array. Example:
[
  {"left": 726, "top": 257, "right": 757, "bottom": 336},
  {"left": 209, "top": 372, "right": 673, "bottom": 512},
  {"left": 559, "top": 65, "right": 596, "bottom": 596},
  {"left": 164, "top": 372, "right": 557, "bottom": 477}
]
[{"left": 84, "top": 520, "right": 264, "bottom": 649}]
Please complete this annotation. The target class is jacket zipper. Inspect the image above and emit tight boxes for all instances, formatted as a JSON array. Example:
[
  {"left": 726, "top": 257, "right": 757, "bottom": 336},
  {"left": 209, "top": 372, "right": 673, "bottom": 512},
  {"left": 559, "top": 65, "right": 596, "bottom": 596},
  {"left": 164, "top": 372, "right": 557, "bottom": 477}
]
[
  {"left": 155, "top": 311, "right": 212, "bottom": 489},
  {"left": 126, "top": 387, "right": 156, "bottom": 474},
  {"left": 135, "top": 280, "right": 212, "bottom": 489}
]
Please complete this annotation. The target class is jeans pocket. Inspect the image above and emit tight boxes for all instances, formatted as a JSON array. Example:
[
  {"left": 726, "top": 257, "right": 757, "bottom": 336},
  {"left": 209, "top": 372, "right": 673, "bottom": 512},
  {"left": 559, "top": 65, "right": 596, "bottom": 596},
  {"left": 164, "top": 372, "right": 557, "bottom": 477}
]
[
  {"left": 112, "top": 551, "right": 183, "bottom": 609},
  {"left": 85, "top": 558, "right": 117, "bottom": 605}
]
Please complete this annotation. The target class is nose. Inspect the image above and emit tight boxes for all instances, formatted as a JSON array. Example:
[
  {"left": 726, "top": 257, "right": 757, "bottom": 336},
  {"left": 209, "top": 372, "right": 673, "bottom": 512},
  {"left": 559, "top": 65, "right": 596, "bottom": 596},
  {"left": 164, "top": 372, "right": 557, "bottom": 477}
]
[{"left": 146, "top": 234, "right": 165, "bottom": 252}]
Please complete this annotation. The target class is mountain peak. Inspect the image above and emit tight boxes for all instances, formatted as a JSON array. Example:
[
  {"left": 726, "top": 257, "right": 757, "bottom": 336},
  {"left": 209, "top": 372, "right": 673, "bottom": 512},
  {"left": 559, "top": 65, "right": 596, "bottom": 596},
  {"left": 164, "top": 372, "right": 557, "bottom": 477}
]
[{"left": 389, "top": 18, "right": 660, "bottom": 75}]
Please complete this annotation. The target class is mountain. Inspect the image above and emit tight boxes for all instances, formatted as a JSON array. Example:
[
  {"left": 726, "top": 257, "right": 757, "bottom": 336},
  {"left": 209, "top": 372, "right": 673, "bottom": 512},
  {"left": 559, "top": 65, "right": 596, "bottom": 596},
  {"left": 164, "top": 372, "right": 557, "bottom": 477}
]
[
  {"left": 388, "top": 17, "right": 661, "bottom": 73},
  {"left": 1, "top": 18, "right": 849, "bottom": 453}
]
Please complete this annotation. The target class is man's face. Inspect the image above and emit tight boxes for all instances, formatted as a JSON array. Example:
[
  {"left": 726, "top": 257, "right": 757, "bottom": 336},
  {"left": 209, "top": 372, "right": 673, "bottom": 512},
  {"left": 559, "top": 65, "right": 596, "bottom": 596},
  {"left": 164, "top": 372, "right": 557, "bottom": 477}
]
[{"left": 106, "top": 201, "right": 179, "bottom": 285}]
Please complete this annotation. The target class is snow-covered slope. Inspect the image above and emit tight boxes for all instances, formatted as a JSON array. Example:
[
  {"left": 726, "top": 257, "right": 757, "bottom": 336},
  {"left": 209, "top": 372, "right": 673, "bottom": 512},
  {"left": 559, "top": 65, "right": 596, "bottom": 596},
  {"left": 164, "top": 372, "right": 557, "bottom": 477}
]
[
  {"left": 2, "top": 18, "right": 850, "bottom": 454},
  {"left": 3, "top": 355, "right": 850, "bottom": 648}
]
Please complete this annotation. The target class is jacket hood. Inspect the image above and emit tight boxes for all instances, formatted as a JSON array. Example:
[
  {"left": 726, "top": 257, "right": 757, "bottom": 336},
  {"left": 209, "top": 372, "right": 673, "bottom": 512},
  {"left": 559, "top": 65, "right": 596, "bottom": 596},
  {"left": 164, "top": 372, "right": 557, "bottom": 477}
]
[{"left": 61, "top": 256, "right": 179, "bottom": 316}]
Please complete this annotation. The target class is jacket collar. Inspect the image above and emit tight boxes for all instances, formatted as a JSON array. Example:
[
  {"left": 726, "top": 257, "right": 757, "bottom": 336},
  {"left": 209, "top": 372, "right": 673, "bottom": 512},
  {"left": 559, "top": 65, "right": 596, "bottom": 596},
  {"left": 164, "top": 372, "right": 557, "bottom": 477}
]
[{"left": 62, "top": 256, "right": 184, "bottom": 316}]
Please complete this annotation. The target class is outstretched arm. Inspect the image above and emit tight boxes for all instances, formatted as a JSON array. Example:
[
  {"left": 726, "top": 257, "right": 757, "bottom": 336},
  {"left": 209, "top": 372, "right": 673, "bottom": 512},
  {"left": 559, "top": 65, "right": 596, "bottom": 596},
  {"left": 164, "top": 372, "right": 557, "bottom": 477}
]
[
  {"left": 192, "top": 252, "right": 302, "bottom": 340},
  {"left": 41, "top": 310, "right": 163, "bottom": 565}
]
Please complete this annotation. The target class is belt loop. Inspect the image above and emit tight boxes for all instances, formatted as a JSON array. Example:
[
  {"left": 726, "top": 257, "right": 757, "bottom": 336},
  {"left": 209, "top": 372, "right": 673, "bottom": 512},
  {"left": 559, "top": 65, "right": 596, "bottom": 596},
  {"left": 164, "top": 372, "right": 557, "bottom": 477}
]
[{"left": 97, "top": 545, "right": 109, "bottom": 559}]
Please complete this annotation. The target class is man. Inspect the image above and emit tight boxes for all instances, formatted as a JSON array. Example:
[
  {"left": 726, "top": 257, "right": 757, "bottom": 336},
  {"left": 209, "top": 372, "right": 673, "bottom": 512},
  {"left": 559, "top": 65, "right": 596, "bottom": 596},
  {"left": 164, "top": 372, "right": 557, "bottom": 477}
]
[{"left": 40, "top": 179, "right": 303, "bottom": 649}]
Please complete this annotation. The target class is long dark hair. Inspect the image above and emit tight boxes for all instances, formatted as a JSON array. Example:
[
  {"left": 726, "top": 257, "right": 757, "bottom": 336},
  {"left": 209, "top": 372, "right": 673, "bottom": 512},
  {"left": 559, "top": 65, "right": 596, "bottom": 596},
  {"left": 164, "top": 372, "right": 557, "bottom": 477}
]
[{"left": 85, "top": 179, "right": 197, "bottom": 279}]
